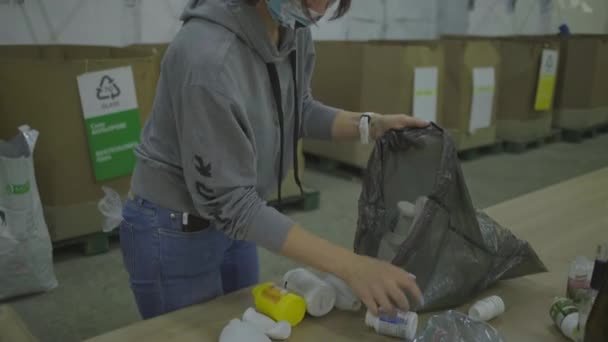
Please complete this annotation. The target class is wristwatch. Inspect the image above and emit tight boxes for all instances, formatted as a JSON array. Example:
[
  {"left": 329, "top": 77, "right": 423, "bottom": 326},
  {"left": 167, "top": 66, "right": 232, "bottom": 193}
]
[{"left": 359, "top": 112, "right": 374, "bottom": 144}]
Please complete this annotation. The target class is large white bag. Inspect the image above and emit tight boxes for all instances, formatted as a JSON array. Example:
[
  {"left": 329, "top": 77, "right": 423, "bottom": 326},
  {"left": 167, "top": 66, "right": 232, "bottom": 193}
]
[{"left": 0, "top": 126, "right": 57, "bottom": 300}]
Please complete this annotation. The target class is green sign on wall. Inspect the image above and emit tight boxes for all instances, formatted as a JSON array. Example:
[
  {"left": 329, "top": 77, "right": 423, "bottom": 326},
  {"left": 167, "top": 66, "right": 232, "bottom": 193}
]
[{"left": 77, "top": 66, "right": 141, "bottom": 181}]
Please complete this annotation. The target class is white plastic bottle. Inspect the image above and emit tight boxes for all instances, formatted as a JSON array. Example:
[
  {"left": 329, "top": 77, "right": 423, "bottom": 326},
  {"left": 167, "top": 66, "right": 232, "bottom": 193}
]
[
  {"left": 219, "top": 319, "right": 271, "bottom": 342},
  {"left": 365, "top": 311, "right": 418, "bottom": 340},
  {"left": 321, "top": 273, "right": 362, "bottom": 311},
  {"left": 242, "top": 308, "right": 292, "bottom": 340},
  {"left": 283, "top": 268, "right": 337, "bottom": 317},
  {"left": 550, "top": 297, "right": 580, "bottom": 341},
  {"left": 468, "top": 296, "right": 505, "bottom": 322}
]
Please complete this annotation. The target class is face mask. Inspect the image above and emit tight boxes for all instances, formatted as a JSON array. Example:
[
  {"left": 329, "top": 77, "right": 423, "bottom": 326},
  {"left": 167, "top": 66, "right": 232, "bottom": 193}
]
[{"left": 265, "top": 0, "right": 332, "bottom": 29}]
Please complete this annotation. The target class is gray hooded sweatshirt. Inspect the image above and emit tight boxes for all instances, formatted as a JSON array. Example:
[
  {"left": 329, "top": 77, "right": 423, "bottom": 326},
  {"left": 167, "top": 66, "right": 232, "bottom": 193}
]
[{"left": 131, "top": 0, "right": 340, "bottom": 252}]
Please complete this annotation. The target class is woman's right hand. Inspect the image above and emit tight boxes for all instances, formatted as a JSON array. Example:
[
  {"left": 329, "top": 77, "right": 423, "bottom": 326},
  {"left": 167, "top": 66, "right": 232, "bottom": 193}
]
[
  {"left": 280, "top": 225, "right": 422, "bottom": 316},
  {"left": 342, "top": 254, "right": 423, "bottom": 316}
]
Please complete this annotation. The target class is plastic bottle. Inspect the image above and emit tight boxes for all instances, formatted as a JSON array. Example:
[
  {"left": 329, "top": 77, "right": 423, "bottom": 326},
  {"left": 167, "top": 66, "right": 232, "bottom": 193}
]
[
  {"left": 567, "top": 256, "right": 593, "bottom": 301},
  {"left": 252, "top": 283, "right": 307, "bottom": 327},
  {"left": 321, "top": 273, "right": 362, "bottom": 311},
  {"left": 468, "top": 296, "right": 505, "bottom": 322},
  {"left": 365, "top": 310, "right": 418, "bottom": 340},
  {"left": 584, "top": 275, "right": 608, "bottom": 342},
  {"left": 550, "top": 297, "right": 580, "bottom": 341},
  {"left": 242, "top": 308, "right": 291, "bottom": 340},
  {"left": 219, "top": 319, "right": 271, "bottom": 342},
  {"left": 283, "top": 268, "right": 336, "bottom": 317},
  {"left": 578, "top": 243, "right": 608, "bottom": 338},
  {"left": 378, "top": 201, "right": 416, "bottom": 261}
]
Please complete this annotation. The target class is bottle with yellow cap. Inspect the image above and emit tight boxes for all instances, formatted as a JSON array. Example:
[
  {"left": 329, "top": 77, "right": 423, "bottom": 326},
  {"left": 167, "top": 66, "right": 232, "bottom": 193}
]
[{"left": 252, "top": 283, "right": 307, "bottom": 327}]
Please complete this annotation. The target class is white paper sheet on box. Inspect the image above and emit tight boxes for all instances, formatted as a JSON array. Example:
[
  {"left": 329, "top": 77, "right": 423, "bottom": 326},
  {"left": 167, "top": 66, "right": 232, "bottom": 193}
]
[
  {"left": 469, "top": 67, "right": 495, "bottom": 133},
  {"left": 413, "top": 67, "right": 439, "bottom": 123}
]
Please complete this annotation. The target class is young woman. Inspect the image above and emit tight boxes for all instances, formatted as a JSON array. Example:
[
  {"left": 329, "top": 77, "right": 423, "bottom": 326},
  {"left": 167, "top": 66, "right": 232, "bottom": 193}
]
[{"left": 120, "top": 0, "right": 427, "bottom": 320}]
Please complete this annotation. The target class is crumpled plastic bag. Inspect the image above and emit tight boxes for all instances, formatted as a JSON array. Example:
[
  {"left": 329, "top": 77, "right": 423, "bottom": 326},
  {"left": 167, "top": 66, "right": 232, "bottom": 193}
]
[
  {"left": 0, "top": 126, "right": 58, "bottom": 300},
  {"left": 355, "top": 125, "right": 547, "bottom": 312},
  {"left": 413, "top": 311, "right": 504, "bottom": 342},
  {"left": 98, "top": 186, "right": 123, "bottom": 233}
]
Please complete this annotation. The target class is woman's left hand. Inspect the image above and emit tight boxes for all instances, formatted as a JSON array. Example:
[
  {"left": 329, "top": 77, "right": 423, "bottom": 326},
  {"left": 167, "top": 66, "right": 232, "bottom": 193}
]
[{"left": 370, "top": 114, "right": 430, "bottom": 140}]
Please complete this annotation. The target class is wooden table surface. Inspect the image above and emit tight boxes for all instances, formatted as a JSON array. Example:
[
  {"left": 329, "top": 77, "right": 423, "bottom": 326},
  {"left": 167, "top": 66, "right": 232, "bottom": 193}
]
[{"left": 88, "top": 168, "right": 608, "bottom": 342}]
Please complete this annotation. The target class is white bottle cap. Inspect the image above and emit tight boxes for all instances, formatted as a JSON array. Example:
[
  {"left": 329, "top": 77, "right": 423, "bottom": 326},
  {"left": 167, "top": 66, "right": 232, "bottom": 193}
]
[
  {"left": 560, "top": 312, "right": 580, "bottom": 341},
  {"left": 402, "top": 312, "right": 419, "bottom": 340},
  {"left": 468, "top": 296, "right": 505, "bottom": 321},
  {"left": 365, "top": 311, "right": 377, "bottom": 328},
  {"left": 397, "top": 201, "right": 416, "bottom": 217}
]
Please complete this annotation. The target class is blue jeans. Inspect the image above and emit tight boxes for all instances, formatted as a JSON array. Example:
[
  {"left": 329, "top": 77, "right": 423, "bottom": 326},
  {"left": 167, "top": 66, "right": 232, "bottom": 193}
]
[{"left": 119, "top": 196, "right": 259, "bottom": 319}]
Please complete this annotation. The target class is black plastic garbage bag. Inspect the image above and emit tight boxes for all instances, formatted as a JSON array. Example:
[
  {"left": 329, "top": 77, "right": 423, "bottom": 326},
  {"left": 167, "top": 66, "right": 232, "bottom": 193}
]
[{"left": 355, "top": 124, "right": 547, "bottom": 312}]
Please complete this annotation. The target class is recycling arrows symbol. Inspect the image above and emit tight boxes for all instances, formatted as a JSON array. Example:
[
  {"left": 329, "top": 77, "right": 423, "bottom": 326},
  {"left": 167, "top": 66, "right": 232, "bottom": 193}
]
[{"left": 96, "top": 75, "right": 121, "bottom": 101}]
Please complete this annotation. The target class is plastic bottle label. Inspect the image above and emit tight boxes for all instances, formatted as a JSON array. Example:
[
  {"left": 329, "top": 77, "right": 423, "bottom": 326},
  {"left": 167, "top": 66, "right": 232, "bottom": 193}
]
[
  {"left": 379, "top": 315, "right": 407, "bottom": 325},
  {"left": 262, "top": 286, "right": 285, "bottom": 304},
  {"left": 376, "top": 321, "right": 411, "bottom": 339},
  {"left": 550, "top": 298, "right": 578, "bottom": 325}
]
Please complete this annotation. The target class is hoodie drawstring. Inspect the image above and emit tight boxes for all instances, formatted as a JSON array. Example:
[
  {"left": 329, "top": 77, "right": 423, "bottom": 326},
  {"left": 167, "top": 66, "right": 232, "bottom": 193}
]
[{"left": 266, "top": 50, "right": 304, "bottom": 211}]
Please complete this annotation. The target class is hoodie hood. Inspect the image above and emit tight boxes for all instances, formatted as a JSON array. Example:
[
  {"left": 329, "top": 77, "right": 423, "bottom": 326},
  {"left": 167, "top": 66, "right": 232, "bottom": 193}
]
[{"left": 181, "top": 0, "right": 296, "bottom": 63}]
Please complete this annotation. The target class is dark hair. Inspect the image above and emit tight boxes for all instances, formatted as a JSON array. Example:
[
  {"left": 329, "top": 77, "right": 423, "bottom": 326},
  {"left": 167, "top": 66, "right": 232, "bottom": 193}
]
[{"left": 246, "top": 0, "right": 351, "bottom": 20}]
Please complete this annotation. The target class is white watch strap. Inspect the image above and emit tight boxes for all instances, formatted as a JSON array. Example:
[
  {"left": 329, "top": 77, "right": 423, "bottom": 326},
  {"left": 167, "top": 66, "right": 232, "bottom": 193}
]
[{"left": 359, "top": 113, "right": 373, "bottom": 144}]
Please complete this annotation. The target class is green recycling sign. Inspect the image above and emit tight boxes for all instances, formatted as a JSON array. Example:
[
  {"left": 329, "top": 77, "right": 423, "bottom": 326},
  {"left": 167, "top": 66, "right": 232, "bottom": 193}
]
[{"left": 77, "top": 66, "right": 141, "bottom": 181}]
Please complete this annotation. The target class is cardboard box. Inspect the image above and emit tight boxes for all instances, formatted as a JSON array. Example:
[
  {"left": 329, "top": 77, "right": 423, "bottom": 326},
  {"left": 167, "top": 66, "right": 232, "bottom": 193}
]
[
  {"left": 311, "top": 41, "right": 367, "bottom": 113},
  {"left": 306, "top": 39, "right": 501, "bottom": 167},
  {"left": 0, "top": 45, "right": 158, "bottom": 241},
  {"left": 441, "top": 36, "right": 500, "bottom": 150},
  {"left": 0, "top": 305, "right": 38, "bottom": 342},
  {"left": 555, "top": 35, "right": 608, "bottom": 130},
  {"left": 495, "top": 36, "right": 560, "bottom": 143},
  {"left": 305, "top": 41, "right": 369, "bottom": 168},
  {"left": 306, "top": 41, "right": 445, "bottom": 169}
]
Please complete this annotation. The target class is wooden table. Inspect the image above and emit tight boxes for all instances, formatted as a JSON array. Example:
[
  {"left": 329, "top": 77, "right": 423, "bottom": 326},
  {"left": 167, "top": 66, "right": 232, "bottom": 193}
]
[{"left": 88, "top": 168, "right": 608, "bottom": 342}]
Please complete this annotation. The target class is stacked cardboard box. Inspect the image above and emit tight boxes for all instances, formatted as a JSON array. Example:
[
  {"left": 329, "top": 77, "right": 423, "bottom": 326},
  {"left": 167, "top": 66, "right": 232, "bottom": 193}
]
[
  {"left": 0, "top": 45, "right": 158, "bottom": 241},
  {"left": 305, "top": 41, "right": 371, "bottom": 169},
  {"left": 441, "top": 36, "right": 500, "bottom": 150},
  {"left": 495, "top": 36, "right": 561, "bottom": 144},
  {"left": 555, "top": 35, "right": 608, "bottom": 130},
  {"left": 306, "top": 39, "right": 500, "bottom": 169}
]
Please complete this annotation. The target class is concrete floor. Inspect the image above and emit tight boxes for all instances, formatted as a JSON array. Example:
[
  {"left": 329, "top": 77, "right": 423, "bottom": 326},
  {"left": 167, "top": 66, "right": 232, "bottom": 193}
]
[{"left": 6, "top": 134, "right": 608, "bottom": 342}]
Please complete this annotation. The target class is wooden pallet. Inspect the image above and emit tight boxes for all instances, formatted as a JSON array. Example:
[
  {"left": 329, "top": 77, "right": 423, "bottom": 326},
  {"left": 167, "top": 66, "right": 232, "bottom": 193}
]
[
  {"left": 503, "top": 129, "right": 562, "bottom": 154},
  {"left": 562, "top": 123, "right": 608, "bottom": 143},
  {"left": 457, "top": 143, "right": 504, "bottom": 161},
  {"left": 53, "top": 230, "right": 118, "bottom": 256},
  {"left": 268, "top": 188, "right": 321, "bottom": 212}
]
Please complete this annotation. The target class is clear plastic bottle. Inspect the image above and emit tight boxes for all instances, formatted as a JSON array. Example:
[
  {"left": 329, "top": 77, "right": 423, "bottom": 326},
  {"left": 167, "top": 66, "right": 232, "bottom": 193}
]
[
  {"left": 567, "top": 256, "right": 593, "bottom": 301},
  {"left": 283, "top": 268, "right": 336, "bottom": 317},
  {"left": 578, "top": 244, "right": 608, "bottom": 340}
]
